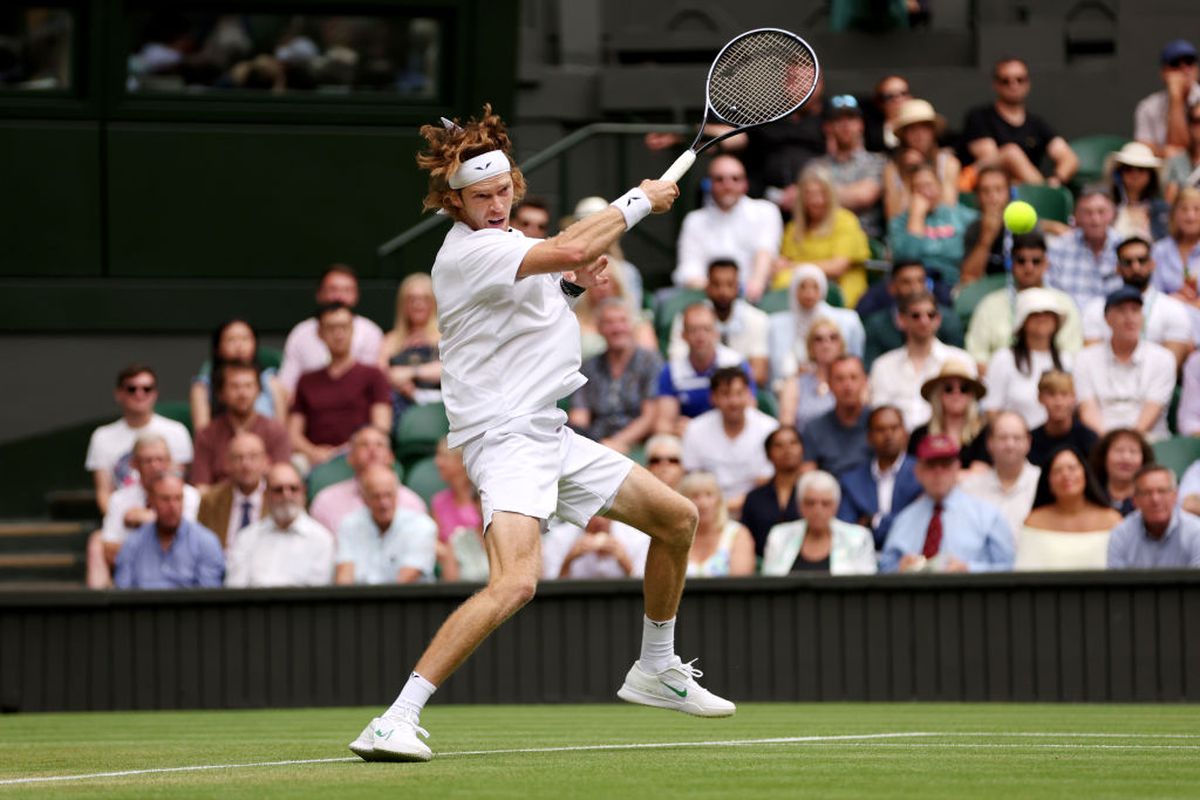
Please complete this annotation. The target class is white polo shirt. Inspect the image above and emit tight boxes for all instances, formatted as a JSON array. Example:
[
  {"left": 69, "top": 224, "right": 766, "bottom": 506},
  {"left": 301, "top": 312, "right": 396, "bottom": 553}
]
[
  {"left": 225, "top": 511, "right": 334, "bottom": 588},
  {"left": 1073, "top": 340, "right": 1176, "bottom": 441},
  {"left": 868, "top": 340, "right": 976, "bottom": 430},
  {"left": 433, "top": 222, "right": 585, "bottom": 447},
  {"left": 681, "top": 406, "right": 778, "bottom": 499},
  {"left": 335, "top": 506, "right": 438, "bottom": 584},
  {"left": 959, "top": 462, "right": 1041, "bottom": 541},
  {"left": 673, "top": 196, "right": 783, "bottom": 289}
]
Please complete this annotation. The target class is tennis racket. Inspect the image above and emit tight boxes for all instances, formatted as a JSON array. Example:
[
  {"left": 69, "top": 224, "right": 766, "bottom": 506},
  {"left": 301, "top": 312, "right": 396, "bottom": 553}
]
[{"left": 660, "top": 28, "right": 820, "bottom": 183}]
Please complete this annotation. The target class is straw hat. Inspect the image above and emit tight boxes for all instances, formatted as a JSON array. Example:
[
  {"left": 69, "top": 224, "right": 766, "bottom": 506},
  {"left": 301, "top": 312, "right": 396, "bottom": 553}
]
[
  {"left": 920, "top": 359, "right": 986, "bottom": 401},
  {"left": 1012, "top": 288, "right": 1064, "bottom": 333},
  {"left": 1112, "top": 142, "right": 1162, "bottom": 170},
  {"left": 892, "top": 98, "right": 945, "bottom": 134}
]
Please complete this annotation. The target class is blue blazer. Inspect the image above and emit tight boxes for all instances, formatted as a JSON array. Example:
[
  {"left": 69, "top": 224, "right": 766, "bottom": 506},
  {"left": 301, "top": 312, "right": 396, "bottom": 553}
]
[{"left": 836, "top": 456, "right": 922, "bottom": 548}]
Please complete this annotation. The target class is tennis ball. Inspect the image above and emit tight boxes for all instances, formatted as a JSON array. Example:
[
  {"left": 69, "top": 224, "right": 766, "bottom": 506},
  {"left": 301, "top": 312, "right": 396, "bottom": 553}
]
[{"left": 1003, "top": 200, "right": 1038, "bottom": 234}]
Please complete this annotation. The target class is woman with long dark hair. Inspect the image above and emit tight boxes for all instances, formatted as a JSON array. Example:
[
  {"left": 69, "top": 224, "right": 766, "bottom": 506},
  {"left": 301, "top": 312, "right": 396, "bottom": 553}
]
[
  {"left": 1108, "top": 142, "right": 1169, "bottom": 241},
  {"left": 982, "top": 288, "right": 1068, "bottom": 428},
  {"left": 1090, "top": 427, "right": 1156, "bottom": 516},
  {"left": 190, "top": 318, "right": 284, "bottom": 430},
  {"left": 1016, "top": 445, "right": 1123, "bottom": 570}
]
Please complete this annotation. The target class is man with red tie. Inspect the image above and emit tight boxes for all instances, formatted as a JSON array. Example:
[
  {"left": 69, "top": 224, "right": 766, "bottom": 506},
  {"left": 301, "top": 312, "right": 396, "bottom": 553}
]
[{"left": 879, "top": 434, "right": 1016, "bottom": 573}]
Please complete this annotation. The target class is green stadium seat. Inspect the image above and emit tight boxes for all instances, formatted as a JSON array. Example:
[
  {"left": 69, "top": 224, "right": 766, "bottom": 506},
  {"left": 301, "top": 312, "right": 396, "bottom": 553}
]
[
  {"left": 1151, "top": 436, "right": 1200, "bottom": 480},
  {"left": 825, "top": 282, "right": 844, "bottom": 308},
  {"left": 958, "top": 191, "right": 979, "bottom": 210},
  {"left": 258, "top": 345, "right": 283, "bottom": 371},
  {"left": 1014, "top": 184, "right": 1074, "bottom": 224},
  {"left": 953, "top": 273, "right": 1007, "bottom": 330},
  {"left": 756, "top": 387, "right": 779, "bottom": 418},
  {"left": 405, "top": 456, "right": 447, "bottom": 507},
  {"left": 154, "top": 400, "right": 193, "bottom": 434},
  {"left": 757, "top": 289, "right": 790, "bottom": 314},
  {"left": 307, "top": 454, "right": 403, "bottom": 501},
  {"left": 653, "top": 289, "right": 705, "bottom": 355},
  {"left": 394, "top": 402, "right": 450, "bottom": 464},
  {"left": 1069, "top": 134, "right": 1127, "bottom": 187}
]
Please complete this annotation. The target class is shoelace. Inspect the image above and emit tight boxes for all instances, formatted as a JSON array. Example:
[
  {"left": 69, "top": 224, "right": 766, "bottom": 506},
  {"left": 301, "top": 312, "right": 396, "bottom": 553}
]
[
  {"left": 672, "top": 658, "right": 703, "bottom": 683},
  {"left": 385, "top": 713, "right": 430, "bottom": 740}
]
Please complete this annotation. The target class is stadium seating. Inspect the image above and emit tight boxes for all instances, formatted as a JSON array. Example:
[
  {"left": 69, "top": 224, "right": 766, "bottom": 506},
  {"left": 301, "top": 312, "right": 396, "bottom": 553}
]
[
  {"left": 154, "top": 400, "right": 193, "bottom": 434},
  {"left": 953, "top": 273, "right": 1008, "bottom": 329},
  {"left": 307, "top": 454, "right": 404, "bottom": 501},
  {"left": 653, "top": 288, "right": 705, "bottom": 352},
  {"left": 404, "top": 456, "right": 447, "bottom": 507},
  {"left": 1070, "top": 134, "right": 1127, "bottom": 187},
  {"left": 394, "top": 402, "right": 450, "bottom": 465},
  {"left": 1150, "top": 436, "right": 1200, "bottom": 479},
  {"left": 1014, "top": 184, "right": 1074, "bottom": 224}
]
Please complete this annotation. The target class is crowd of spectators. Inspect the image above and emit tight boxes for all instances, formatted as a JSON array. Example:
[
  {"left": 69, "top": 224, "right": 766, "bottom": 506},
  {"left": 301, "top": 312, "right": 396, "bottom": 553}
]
[{"left": 83, "top": 43, "right": 1200, "bottom": 590}]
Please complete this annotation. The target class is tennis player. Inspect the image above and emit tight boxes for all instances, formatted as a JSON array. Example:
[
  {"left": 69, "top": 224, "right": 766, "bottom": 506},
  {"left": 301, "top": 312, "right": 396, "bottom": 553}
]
[{"left": 349, "top": 106, "right": 735, "bottom": 763}]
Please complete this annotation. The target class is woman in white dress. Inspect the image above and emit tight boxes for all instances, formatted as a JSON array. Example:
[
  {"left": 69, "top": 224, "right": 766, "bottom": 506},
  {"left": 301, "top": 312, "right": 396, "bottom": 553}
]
[
  {"left": 677, "top": 471, "right": 755, "bottom": 578},
  {"left": 982, "top": 288, "right": 1072, "bottom": 429},
  {"left": 1016, "top": 445, "right": 1123, "bottom": 570},
  {"left": 761, "top": 471, "right": 877, "bottom": 575}
]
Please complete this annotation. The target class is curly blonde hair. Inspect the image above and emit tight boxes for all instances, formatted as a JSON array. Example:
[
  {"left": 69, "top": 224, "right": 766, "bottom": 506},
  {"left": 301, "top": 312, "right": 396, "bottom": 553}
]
[{"left": 416, "top": 104, "right": 527, "bottom": 219}]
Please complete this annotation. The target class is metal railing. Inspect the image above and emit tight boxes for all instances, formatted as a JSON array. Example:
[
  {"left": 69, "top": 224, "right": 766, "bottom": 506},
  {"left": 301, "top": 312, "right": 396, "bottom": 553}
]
[{"left": 376, "top": 122, "right": 692, "bottom": 258}]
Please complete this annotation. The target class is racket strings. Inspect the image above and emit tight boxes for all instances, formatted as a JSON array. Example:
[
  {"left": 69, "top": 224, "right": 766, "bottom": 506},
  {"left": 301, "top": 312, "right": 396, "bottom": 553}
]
[{"left": 708, "top": 33, "right": 817, "bottom": 127}]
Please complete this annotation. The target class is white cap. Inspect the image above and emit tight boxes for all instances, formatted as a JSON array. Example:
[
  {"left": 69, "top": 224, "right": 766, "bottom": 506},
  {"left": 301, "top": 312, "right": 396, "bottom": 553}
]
[{"left": 1013, "top": 287, "right": 1063, "bottom": 333}]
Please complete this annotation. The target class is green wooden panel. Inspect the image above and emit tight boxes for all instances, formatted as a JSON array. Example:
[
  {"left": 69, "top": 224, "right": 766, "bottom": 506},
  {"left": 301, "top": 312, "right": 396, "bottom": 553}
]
[
  {"left": 106, "top": 124, "right": 428, "bottom": 279},
  {"left": 0, "top": 122, "right": 102, "bottom": 277}
]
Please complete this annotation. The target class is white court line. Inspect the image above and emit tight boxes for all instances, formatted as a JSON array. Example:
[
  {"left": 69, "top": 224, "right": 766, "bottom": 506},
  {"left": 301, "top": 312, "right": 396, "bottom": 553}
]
[{"left": 0, "top": 731, "right": 1195, "bottom": 787}]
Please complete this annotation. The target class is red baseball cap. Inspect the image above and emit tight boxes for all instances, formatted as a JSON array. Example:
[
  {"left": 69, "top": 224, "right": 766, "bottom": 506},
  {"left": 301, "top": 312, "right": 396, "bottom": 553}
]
[{"left": 916, "top": 434, "right": 960, "bottom": 461}]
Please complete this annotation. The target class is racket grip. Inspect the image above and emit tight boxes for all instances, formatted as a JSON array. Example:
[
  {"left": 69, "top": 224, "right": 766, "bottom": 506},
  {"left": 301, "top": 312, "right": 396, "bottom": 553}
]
[{"left": 660, "top": 150, "right": 696, "bottom": 183}]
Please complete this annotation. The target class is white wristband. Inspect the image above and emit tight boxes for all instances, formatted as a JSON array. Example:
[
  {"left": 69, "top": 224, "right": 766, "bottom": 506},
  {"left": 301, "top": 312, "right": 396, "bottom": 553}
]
[{"left": 611, "top": 188, "right": 651, "bottom": 230}]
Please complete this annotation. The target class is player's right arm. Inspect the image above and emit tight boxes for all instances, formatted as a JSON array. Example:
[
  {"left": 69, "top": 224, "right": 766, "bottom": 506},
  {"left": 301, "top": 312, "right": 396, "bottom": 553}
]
[{"left": 515, "top": 179, "right": 679, "bottom": 279}]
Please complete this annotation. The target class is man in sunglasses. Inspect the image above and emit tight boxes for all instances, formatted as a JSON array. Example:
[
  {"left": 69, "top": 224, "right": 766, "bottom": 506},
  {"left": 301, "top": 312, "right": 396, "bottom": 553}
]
[
  {"left": 1134, "top": 39, "right": 1200, "bottom": 157},
  {"left": 965, "top": 232, "right": 1084, "bottom": 370},
  {"left": 962, "top": 57, "right": 1077, "bottom": 187},
  {"left": 1081, "top": 235, "right": 1193, "bottom": 368},
  {"left": 85, "top": 363, "right": 194, "bottom": 515}
]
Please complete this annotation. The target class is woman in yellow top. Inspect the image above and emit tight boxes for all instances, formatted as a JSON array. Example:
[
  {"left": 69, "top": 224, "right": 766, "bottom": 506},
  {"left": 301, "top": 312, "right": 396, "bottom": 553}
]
[{"left": 772, "top": 165, "right": 871, "bottom": 307}]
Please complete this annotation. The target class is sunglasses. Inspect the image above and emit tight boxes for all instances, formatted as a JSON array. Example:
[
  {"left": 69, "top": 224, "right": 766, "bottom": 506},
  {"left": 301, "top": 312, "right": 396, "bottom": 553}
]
[
  {"left": 1013, "top": 255, "right": 1045, "bottom": 264},
  {"left": 907, "top": 310, "right": 939, "bottom": 320},
  {"left": 268, "top": 484, "right": 304, "bottom": 494},
  {"left": 1167, "top": 56, "right": 1198, "bottom": 68},
  {"left": 996, "top": 75, "right": 1028, "bottom": 85},
  {"left": 1119, "top": 255, "right": 1152, "bottom": 266},
  {"left": 123, "top": 383, "right": 157, "bottom": 395},
  {"left": 829, "top": 94, "right": 859, "bottom": 110},
  {"left": 942, "top": 383, "right": 970, "bottom": 395},
  {"left": 648, "top": 456, "right": 681, "bottom": 466},
  {"left": 812, "top": 333, "right": 841, "bottom": 343}
]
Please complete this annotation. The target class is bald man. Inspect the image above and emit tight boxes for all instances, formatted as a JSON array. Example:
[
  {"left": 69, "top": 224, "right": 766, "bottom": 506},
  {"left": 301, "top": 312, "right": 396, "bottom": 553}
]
[
  {"left": 113, "top": 474, "right": 224, "bottom": 589},
  {"left": 334, "top": 465, "right": 438, "bottom": 585}
]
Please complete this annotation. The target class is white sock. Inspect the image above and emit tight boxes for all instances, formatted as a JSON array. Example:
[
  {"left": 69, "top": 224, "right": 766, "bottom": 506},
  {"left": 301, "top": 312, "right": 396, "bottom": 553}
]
[
  {"left": 384, "top": 672, "right": 437, "bottom": 722},
  {"left": 640, "top": 615, "right": 677, "bottom": 673}
]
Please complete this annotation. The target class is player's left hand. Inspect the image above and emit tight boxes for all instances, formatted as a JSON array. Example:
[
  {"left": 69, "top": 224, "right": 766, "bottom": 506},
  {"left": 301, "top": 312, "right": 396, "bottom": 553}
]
[{"left": 565, "top": 255, "right": 609, "bottom": 290}]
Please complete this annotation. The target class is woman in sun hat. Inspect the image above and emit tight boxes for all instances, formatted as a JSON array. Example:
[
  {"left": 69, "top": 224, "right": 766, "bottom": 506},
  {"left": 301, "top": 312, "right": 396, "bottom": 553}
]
[
  {"left": 882, "top": 98, "right": 961, "bottom": 219},
  {"left": 907, "top": 359, "right": 990, "bottom": 469},
  {"left": 1107, "top": 141, "right": 1169, "bottom": 240}
]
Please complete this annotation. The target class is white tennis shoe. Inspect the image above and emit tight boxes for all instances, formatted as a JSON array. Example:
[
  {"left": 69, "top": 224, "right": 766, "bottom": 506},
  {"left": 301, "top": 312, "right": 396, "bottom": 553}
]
[
  {"left": 617, "top": 657, "right": 736, "bottom": 717},
  {"left": 348, "top": 714, "right": 432, "bottom": 762}
]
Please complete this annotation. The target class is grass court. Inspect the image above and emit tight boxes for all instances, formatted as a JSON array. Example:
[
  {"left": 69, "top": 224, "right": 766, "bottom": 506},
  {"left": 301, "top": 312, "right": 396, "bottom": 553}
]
[{"left": 1, "top": 703, "right": 1197, "bottom": 798}]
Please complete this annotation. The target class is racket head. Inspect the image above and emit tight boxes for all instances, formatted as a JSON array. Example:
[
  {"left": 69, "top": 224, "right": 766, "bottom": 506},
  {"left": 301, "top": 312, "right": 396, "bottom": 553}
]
[{"left": 704, "top": 28, "right": 820, "bottom": 131}]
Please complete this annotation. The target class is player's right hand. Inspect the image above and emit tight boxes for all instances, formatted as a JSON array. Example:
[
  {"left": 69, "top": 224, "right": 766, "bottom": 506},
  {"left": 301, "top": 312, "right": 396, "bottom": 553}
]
[{"left": 639, "top": 179, "right": 680, "bottom": 214}]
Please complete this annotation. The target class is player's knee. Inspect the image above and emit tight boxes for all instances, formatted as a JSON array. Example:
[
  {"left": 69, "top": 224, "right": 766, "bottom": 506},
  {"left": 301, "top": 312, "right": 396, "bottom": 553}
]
[
  {"left": 493, "top": 573, "right": 538, "bottom": 611},
  {"left": 662, "top": 499, "right": 698, "bottom": 550}
]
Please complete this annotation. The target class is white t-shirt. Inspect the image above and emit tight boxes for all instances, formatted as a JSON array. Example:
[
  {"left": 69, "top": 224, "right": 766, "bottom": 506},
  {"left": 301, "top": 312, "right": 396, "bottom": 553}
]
[
  {"left": 225, "top": 511, "right": 334, "bottom": 588},
  {"left": 981, "top": 348, "right": 1073, "bottom": 429},
  {"left": 1081, "top": 287, "right": 1192, "bottom": 347},
  {"left": 673, "top": 196, "right": 784, "bottom": 289},
  {"left": 100, "top": 482, "right": 201, "bottom": 543},
  {"left": 84, "top": 414, "right": 194, "bottom": 489},
  {"left": 681, "top": 407, "right": 778, "bottom": 499},
  {"left": 433, "top": 222, "right": 586, "bottom": 447},
  {"left": 1073, "top": 340, "right": 1176, "bottom": 442}
]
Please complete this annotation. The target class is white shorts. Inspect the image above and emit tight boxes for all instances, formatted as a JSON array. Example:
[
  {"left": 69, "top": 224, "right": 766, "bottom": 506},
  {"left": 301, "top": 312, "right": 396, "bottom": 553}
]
[{"left": 461, "top": 407, "right": 634, "bottom": 532}]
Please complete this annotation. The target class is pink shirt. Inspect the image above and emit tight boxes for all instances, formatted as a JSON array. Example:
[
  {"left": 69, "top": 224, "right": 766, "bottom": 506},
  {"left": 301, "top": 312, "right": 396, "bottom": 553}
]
[
  {"left": 278, "top": 314, "right": 384, "bottom": 394},
  {"left": 309, "top": 477, "right": 426, "bottom": 538},
  {"left": 431, "top": 488, "right": 482, "bottom": 543}
]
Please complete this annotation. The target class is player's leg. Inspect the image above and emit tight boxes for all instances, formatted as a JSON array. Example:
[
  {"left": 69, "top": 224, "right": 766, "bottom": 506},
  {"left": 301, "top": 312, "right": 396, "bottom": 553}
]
[
  {"left": 350, "top": 511, "right": 542, "bottom": 762},
  {"left": 602, "top": 464, "right": 736, "bottom": 717}
]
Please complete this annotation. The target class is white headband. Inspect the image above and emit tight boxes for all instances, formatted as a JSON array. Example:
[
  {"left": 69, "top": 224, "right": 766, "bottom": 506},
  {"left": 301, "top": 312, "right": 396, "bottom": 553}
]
[{"left": 448, "top": 150, "right": 511, "bottom": 190}]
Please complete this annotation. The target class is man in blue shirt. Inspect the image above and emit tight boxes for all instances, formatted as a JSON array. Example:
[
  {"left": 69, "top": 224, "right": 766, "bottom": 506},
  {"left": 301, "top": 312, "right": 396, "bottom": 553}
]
[
  {"left": 113, "top": 474, "right": 224, "bottom": 589},
  {"left": 880, "top": 434, "right": 1015, "bottom": 573},
  {"left": 1108, "top": 465, "right": 1200, "bottom": 568},
  {"left": 801, "top": 355, "right": 872, "bottom": 476},
  {"left": 335, "top": 465, "right": 438, "bottom": 585}
]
